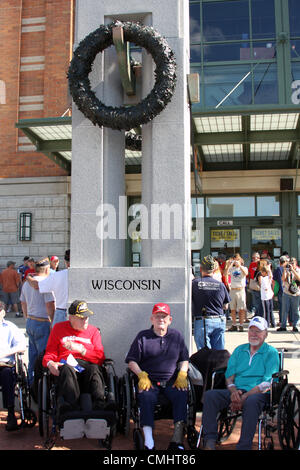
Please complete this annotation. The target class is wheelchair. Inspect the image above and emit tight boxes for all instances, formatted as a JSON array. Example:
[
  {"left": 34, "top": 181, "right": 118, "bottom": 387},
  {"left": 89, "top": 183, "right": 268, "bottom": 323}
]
[
  {"left": 118, "top": 368, "right": 198, "bottom": 450},
  {"left": 37, "top": 358, "right": 120, "bottom": 450},
  {"left": 0, "top": 352, "right": 37, "bottom": 429},
  {"left": 197, "top": 349, "right": 300, "bottom": 450}
]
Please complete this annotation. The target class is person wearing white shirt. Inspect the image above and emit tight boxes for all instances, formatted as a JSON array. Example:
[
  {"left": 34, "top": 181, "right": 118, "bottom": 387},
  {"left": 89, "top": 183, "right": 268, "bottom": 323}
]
[
  {"left": 0, "top": 301, "right": 26, "bottom": 431},
  {"left": 26, "top": 249, "right": 70, "bottom": 327},
  {"left": 224, "top": 254, "right": 248, "bottom": 332},
  {"left": 260, "top": 265, "right": 275, "bottom": 327}
]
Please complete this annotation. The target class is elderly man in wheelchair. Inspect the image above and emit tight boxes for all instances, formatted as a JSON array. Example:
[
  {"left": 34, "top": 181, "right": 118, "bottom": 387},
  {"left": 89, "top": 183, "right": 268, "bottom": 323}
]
[
  {"left": 39, "top": 299, "right": 118, "bottom": 448},
  {"left": 0, "top": 300, "right": 30, "bottom": 431},
  {"left": 202, "top": 316, "right": 280, "bottom": 450},
  {"left": 125, "top": 303, "right": 189, "bottom": 451}
]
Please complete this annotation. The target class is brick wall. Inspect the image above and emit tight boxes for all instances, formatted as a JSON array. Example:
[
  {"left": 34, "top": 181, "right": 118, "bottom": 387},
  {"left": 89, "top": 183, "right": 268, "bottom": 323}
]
[{"left": 0, "top": 0, "right": 74, "bottom": 178}]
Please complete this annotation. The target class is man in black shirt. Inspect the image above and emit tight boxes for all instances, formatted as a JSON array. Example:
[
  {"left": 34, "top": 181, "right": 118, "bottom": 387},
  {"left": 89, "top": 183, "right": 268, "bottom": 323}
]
[{"left": 192, "top": 255, "right": 230, "bottom": 350}]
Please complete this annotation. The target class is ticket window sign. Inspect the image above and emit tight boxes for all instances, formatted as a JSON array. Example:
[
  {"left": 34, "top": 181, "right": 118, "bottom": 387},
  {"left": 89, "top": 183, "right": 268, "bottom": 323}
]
[
  {"left": 210, "top": 228, "right": 240, "bottom": 256},
  {"left": 251, "top": 228, "right": 282, "bottom": 259}
]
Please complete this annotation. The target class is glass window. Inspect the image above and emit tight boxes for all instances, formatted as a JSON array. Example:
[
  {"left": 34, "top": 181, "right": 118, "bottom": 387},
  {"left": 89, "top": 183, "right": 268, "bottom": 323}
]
[
  {"left": 256, "top": 195, "right": 280, "bottom": 216},
  {"left": 211, "top": 228, "right": 240, "bottom": 257},
  {"left": 203, "top": 42, "right": 248, "bottom": 62},
  {"left": 251, "top": 0, "right": 275, "bottom": 40},
  {"left": 289, "top": 0, "right": 300, "bottom": 37},
  {"left": 191, "top": 197, "right": 204, "bottom": 250},
  {"left": 253, "top": 63, "right": 278, "bottom": 104},
  {"left": 251, "top": 228, "right": 282, "bottom": 260},
  {"left": 297, "top": 229, "right": 300, "bottom": 262},
  {"left": 206, "top": 196, "right": 255, "bottom": 217},
  {"left": 190, "top": 3, "right": 201, "bottom": 43},
  {"left": 203, "top": 0, "right": 249, "bottom": 42},
  {"left": 297, "top": 195, "right": 300, "bottom": 215},
  {"left": 190, "top": 44, "right": 201, "bottom": 63},
  {"left": 204, "top": 64, "right": 253, "bottom": 107}
]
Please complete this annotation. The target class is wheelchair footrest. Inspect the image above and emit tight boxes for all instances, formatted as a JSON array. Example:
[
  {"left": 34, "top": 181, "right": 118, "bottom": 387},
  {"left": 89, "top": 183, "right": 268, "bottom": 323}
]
[{"left": 60, "top": 418, "right": 110, "bottom": 440}]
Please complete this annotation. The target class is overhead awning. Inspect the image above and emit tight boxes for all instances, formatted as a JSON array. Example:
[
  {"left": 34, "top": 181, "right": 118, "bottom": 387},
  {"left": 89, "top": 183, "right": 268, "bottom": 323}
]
[
  {"left": 192, "top": 110, "right": 300, "bottom": 172},
  {"left": 16, "top": 110, "right": 300, "bottom": 180},
  {"left": 15, "top": 116, "right": 142, "bottom": 174},
  {"left": 16, "top": 117, "right": 72, "bottom": 173}
]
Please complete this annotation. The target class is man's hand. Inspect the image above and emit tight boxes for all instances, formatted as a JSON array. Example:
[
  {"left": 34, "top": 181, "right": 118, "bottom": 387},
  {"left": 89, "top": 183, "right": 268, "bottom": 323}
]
[
  {"left": 138, "top": 371, "right": 153, "bottom": 391},
  {"left": 173, "top": 370, "right": 188, "bottom": 390},
  {"left": 63, "top": 340, "right": 86, "bottom": 356},
  {"left": 47, "top": 361, "right": 63, "bottom": 376},
  {"left": 229, "top": 388, "right": 243, "bottom": 412}
]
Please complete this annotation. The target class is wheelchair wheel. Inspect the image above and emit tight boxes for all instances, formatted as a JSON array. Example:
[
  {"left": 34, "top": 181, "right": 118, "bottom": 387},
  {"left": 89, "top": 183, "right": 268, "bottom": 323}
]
[
  {"left": 38, "top": 374, "right": 50, "bottom": 438},
  {"left": 217, "top": 408, "right": 238, "bottom": 443},
  {"left": 277, "top": 384, "right": 300, "bottom": 450},
  {"left": 118, "top": 373, "right": 131, "bottom": 436},
  {"left": 186, "top": 425, "right": 200, "bottom": 449},
  {"left": 15, "top": 359, "right": 37, "bottom": 428},
  {"left": 133, "top": 428, "right": 144, "bottom": 450}
]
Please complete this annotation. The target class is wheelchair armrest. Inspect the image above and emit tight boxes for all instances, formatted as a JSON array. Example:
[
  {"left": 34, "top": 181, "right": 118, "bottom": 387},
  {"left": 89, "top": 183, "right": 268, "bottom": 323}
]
[
  {"left": 213, "top": 367, "right": 227, "bottom": 375},
  {"left": 103, "top": 358, "right": 115, "bottom": 367},
  {"left": 272, "top": 370, "right": 289, "bottom": 379}
]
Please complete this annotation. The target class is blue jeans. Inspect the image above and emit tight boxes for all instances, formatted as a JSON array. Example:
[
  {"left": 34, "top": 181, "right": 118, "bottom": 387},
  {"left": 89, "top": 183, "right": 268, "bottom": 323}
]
[
  {"left": 194, "top": 316, "right": 226, "bottom": 350},
  {"left": 202, "top": 389, "right": 269, "bottom": 450},
  {"left": 138, "top": 382, "right": 187, "bottom": 428},
  {"left": 251, "top": 290, "right": 263, "bottom": 317},
  {"left": 281, "top": 293, "right": 300, "bottom": 328},
  {"left": 52, "top": 308, "right": 67, "bottom": 327},
  {"left": 26, "top": 318, "right": 50, "bottom": 385},
  {"left": 277, "top": 290, "right": 283, "bottom": 323}
]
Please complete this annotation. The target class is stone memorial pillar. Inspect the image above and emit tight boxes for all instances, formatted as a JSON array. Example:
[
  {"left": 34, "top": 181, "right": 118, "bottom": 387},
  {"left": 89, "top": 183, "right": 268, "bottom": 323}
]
[{"left": 69, "top": 0, "right": 191, "bottom": 374}]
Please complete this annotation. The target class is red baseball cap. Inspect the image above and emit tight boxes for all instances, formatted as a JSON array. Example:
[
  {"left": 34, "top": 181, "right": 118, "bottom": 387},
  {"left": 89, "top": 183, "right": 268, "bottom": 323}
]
[
  {"left": 152, "top": 303, "right": 171, "bottom": 316},
  {"left": 50, "top": 256, "right": 59, "bottom": 262}
]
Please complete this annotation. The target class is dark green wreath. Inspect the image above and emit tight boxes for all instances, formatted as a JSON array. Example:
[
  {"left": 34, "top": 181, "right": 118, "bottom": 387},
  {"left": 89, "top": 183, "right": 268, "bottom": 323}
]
[{"left": 67, "top": 21, "right": 177, "bottom": 131}]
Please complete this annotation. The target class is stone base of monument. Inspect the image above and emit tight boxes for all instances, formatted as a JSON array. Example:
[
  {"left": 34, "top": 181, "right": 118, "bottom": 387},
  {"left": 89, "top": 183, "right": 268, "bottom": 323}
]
[{"left": 69, "top": 267, "right": 191, "bottom": 375}]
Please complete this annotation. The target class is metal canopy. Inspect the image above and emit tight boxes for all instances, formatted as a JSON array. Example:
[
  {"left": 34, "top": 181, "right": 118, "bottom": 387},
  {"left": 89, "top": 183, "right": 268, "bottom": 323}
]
[
  {"left": 16, "top": 110, "right": 300, "bottom": 175},
  {"left": 15, "top": 117, "right": 72, "bottom": 173},
  {"left": 15, "top": 117, "right": 142, "bottom": 174},
  {"left": 192, "top": 110, "right": 300, "bottom": 171}
]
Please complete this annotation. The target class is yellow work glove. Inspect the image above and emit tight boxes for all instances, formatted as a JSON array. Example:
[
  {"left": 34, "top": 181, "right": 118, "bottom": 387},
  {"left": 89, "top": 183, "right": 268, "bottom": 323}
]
[
  {"left": 138, "top": 371, "right": 152, "bottom": 391},
  {"left": 173, "top": 370, "right": 188, "bottom": 390}
]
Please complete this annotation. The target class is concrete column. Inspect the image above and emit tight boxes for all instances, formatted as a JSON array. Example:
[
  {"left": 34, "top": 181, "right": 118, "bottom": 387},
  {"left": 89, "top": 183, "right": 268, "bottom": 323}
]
[{"left": 69, "top": 0, "right": 191, "bottom": 374}]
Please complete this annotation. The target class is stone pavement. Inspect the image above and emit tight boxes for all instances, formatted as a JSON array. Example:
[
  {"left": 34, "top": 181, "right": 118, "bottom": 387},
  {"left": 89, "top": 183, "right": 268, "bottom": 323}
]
[{"left": 0, "top": 309, "right": 299, "bottom": 451}]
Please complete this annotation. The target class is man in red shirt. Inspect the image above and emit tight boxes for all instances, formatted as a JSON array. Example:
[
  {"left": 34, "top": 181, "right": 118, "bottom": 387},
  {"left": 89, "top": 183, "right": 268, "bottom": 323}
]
[
  {"left": 23, "top": 258, "right": 36, "bottom": 281},
  {"left": 42, "top": 300, "right": 106, "bottom": 412}
]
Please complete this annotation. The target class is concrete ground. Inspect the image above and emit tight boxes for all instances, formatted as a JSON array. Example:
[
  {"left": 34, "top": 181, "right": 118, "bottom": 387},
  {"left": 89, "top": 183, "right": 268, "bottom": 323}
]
[{"left": 0, "top": 309, "right": 299, "bottom": 451}]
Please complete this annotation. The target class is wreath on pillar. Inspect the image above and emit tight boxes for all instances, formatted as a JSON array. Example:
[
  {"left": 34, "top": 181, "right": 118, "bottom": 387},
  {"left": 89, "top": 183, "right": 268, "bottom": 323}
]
[{"left": 67, "top": 21, "right": 177, "bottom": 131}]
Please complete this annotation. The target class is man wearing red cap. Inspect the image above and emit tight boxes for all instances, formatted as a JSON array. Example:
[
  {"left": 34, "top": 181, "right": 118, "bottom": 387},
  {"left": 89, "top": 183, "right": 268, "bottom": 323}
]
[
  {"left": 125, "top": 303, "right": 189, "bottom": 450},
  {"left": 50, "top": 256, "right": 59, "bottom": 273}
]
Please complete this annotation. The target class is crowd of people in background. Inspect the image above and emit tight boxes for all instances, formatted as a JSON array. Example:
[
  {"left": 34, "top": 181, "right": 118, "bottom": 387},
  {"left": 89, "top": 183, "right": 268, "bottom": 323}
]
[
  {"left": 0, "top": 255, "right": 61, "bottom": 318},
  {"left": 192, "top": 249, "right": 300, "bottom": 336}
]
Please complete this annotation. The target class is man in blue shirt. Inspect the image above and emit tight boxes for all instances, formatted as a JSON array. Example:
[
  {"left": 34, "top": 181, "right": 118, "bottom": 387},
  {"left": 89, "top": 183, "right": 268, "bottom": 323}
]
[
  {"left": 192, "top": 255, "right": 230, "bottom": 350},
  {"left": 125, "top": 303, "right": 189, "bottom": 450},
  {"left": 201, "top": 316, "right": 280, "bottom": 450}
]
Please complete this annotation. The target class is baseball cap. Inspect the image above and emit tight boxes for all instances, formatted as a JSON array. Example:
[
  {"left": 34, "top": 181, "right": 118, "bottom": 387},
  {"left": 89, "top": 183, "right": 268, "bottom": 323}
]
[
  {"left": 152, "top": 303, "right": 171, "bottom": 316},
  {"left": 68, "top": 300, "right": 94, "bottom": 318},
  {"left": 50, "top": 255, "right": 59, "bottom": 262},
  {"left": 249, "top": 316, "right": 268, "bottom": 331},
  {"left": 200, "top": 255, "right": 215, "bottom": 272}
]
